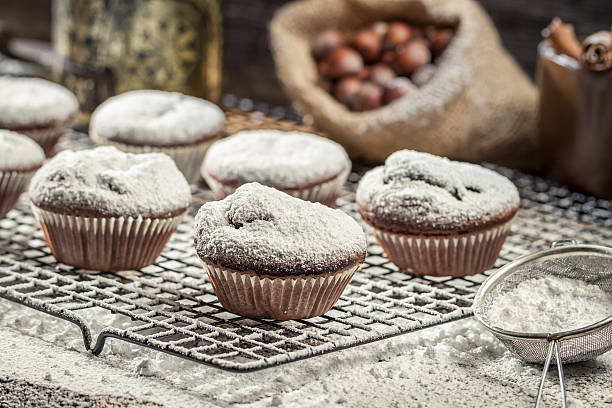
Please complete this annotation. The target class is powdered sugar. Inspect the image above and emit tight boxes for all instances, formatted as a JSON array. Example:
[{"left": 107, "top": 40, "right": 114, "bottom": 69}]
[
  {"left": 356, "top": 150, "right": 520, "bottom": 233},
  {"left": 0, "top": 76, "right": 78, "bottom": 127},
  {"left": 29, "top": 146, "right": 191, "bottom": 218},
  {"left": 0, "top": 297, "right": 610, "bottom": 407},
  {"left": 194, "top": 182, "right": 366, "bottom": 276},
  {"left": 0, "top": 130, "right": 45, "bottom": 170},
  {"left": 202, "top": 130, "right": 350, "bottom": 187},
  {"left": 90, "top": 90, "right": 225, "bottom": 146},
  {"left": 487, "top": 276, "right": 612, "bottom": 333}
]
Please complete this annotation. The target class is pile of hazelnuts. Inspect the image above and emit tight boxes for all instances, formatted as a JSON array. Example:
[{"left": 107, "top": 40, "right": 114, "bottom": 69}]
[{"left": 313, "top": 21, "right": 454, "bottom": 111}]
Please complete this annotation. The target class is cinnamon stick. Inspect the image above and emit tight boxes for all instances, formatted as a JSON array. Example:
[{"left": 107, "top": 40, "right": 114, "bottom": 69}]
[
  {"left": 580, "top": 30, "right": 612, "bottom": 72},
  {"left": 542, "top": 17, "right": 582, "bottom": 60}
]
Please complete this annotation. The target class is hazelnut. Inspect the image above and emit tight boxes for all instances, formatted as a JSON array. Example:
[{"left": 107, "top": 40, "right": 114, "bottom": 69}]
[
  {"left": 430, "top": 28, "right": 454, "bottom": 56},
  {"left": 313, "top": 28, "right": 344, "bottom": 59},
  {"left": 351, "top": 29, "right": 381, "bottom": 63},
  {"left": 384, "top": 22, "right": 413, "bottom": 50},
  {"left": 326, "top": 46, "right": 364, "bottom": 78},
  {"left": 381, "top": 50, "right": 396, "bottom": 64},
  {"left": 317, "top": 60, "right": 330, "bottom": 77},
  {"left": 384, "top": 77, "right": 416, "bottom": 104},
  {"left": 356, "top": 65, "right": 371, "bottom": 81},
  {"left": 410, "top": 26, "right": 425, "bottom": 40},
  {"left": 334, "top": 76, "right": 362, "bottom": 105},
  {"left": 411, "top": 64, "right": 437, "bottom": 87},
  {"left": 351, "top": 81, "right": 383, "bottom": 111},
  {"left": 371, "top": 21, "right": 389, "bottom": 39},
  {"left": 369, "top": 63, "right": 396, "bottom": 87},
  {"left": 395, "top": 39, "right": 431, "bottom": 74}
]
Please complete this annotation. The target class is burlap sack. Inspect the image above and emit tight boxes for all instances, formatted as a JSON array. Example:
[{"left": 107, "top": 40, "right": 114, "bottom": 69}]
[{"left": 270, "top": 0, "right": 539, "bottom": 169}]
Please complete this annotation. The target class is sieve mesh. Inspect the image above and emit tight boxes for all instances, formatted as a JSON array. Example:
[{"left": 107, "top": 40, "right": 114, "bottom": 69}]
[{"left": 477, "top": 249, "right": 612, "bottom": 364}]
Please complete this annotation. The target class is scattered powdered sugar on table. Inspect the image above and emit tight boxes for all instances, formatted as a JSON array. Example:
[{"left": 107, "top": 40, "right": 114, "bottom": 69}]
[
  {"left": 487, "top": 275, "right": 612, "bottom": 333},
  {"left": 194, "top": 182, "right": 366, "bottom": 276},
  {"left": 202, "top": 130, "right": 350, "bottom": 187},
  {"left": 356, "top": 150, "right": 520, "bottom": 233},
  {"left": 0, "top": 76, "right": 78, "bottom": 127},
  {"left": 0, "top": 294, "right": 610, "bottom": 407},
  {"left": 90, "top": 90, "right": 225, "bottom": 146},
  {"left": 0, "top": 130, "right": 45, "bottom": 170},
  {"left": 29, "top": 146, "right": 191, "bottom": 218}
]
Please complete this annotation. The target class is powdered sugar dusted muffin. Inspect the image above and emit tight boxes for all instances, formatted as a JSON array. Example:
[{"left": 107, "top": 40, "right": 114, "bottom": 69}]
[
  {"left": 0, "top": 76, "right": 78, "bottom": 155},
  {"left": 29, "top": 146, "right": 191, "bottom": 271},
  {"left": 202, "top": 130, "right": 351, "bottom": 205},
  {"left": 356, "top": 150, "right": 519, "bottom": 276},
  {"left": 90, "top": 90, "right": 225, "bottom": 183},
  {"left": 0, "top": 130, "right": 45, "bottom": 218},
  {"left": 194, "top": 183, "right": 366, "bottom": 319}
]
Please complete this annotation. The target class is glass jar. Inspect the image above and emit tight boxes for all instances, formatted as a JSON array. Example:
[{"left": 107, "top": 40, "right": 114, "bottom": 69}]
[
  {"left": 52, "top": 0, "right": 222, "bottom": 119},
  {"left": 537, "top": 41, "right": 612, "bottom": 199}
]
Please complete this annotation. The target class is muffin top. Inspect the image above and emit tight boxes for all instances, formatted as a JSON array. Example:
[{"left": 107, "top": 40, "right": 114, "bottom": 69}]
[
  {"left": 203, "top": 130, "right": 351, "bottom": 188},
  {"left": 90, "top": 90, "right": 225, "bottom": 147},
  {"left": 0, "top": 130, "right": 45, "bottom": 171},
  {"left": 29, "top": 146, "right": 191, "bottom": 218},
  {"left": 194, "top": 183, "right": 366, "bottom": 276},
  {"left": 356, "top": 150, "right": 520, "bottom": 235},
  {"left": 0, "top": 76, "right": 79, "bottom": 128}
]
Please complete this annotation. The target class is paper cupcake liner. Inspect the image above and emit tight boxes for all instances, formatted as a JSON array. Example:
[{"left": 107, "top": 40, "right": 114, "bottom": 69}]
[
  {"left": 202, "top": 167, "right": 350, "bottom": 207},
  {"left": 91, "top": 132, "right": 219, "bottom": 184},
  {"left": 19, "top": 124, "right": 71, "bottom": 156},
  {"left": 368, "top": 219, "right": 514, "bottom": 277},
  {"left": 202, "top": 261, "right": 358, "bottom": 320},
  {"left": 0, "top": 170, "right": 35, "bottom": 218},
  {"left": 31, "top": 204, "right": 185, "bottom": 271}
]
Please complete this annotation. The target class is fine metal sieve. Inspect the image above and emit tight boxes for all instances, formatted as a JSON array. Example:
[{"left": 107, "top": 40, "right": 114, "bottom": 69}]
[{"left": 473, "top": 241, "right": 612, "bottom": 408}]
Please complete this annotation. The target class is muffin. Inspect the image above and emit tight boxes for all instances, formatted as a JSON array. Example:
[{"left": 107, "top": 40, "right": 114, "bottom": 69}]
[
  {"left": 356, "top": 150, "right": 519, "bottom": 277},
  {"left": 29, "top": 146, "right": 191, "bottom": 271},
  {"left": 90, "top": 90, "right": 225, "bottom": 184},
  {"left": 202, "top": 130, "right": 351, "bottom": 206},
  {"left": 0, "top": 130, "right": 45, "bottom": 218},
  {"left": 194, "top": 183, "right": 366, "bottom": 319},
  {"left": 0, "top": 76, "right": 79, "bottom": 155}
]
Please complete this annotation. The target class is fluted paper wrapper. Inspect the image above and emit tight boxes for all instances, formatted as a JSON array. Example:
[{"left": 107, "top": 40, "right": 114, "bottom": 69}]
[
  {"left": 202, "top": 262, "right": 358, "bottom": 320},
  {"left": 0, "top": 170, "right": 35, "bottom": 218},
  {"left": 369, "top": 219, "right": 513, "bottom": 277},
  {"left": 203, "top": 167, "right": 350, "bottom": 207},
  {"left": 31, "top": 204, "right": 185, "bottom": 271},
  {"left": 91, "top": 132, "right": 219, "bottom": 184}
]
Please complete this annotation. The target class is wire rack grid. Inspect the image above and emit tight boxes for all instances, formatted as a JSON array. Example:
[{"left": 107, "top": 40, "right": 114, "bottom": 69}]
[{"left": 0, "top": 137, "right": 611, "bottom": 372}]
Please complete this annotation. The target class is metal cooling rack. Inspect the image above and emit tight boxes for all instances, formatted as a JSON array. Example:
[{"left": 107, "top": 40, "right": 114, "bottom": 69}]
[{"left": 0, "top": 143, "right": 611, "bottom": 373}]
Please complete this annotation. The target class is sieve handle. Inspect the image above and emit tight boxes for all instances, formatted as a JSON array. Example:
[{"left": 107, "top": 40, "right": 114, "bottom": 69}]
[
  {"left": 550, "top": 240, "right": 578, "bottom": 248},
  {"left": 535, "top": 340, "right": 567, "bottom": 408}
]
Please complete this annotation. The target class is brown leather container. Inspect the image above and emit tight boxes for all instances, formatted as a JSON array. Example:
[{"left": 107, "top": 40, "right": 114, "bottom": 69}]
[{"left": 538, "top": 41, "right": 612, "bottom": 199}]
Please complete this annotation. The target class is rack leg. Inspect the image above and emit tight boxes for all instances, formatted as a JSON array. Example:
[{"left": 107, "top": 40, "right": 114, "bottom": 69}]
[
  {"left": 554, "top": 340, "right": 567, "bottom": 408},
  {"left": 535, "top": 341, "right": 555, "bottom": 408}
]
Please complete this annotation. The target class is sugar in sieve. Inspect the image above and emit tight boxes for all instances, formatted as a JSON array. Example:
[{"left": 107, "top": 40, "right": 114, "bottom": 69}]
[{"left": 473, "top": 241, "right": 612, "bottom": 408}]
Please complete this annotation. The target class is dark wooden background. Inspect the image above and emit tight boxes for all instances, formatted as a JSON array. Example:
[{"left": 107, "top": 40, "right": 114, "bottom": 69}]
[{"left": 2, "top": 0, "right": 612, "bottom": 105}]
